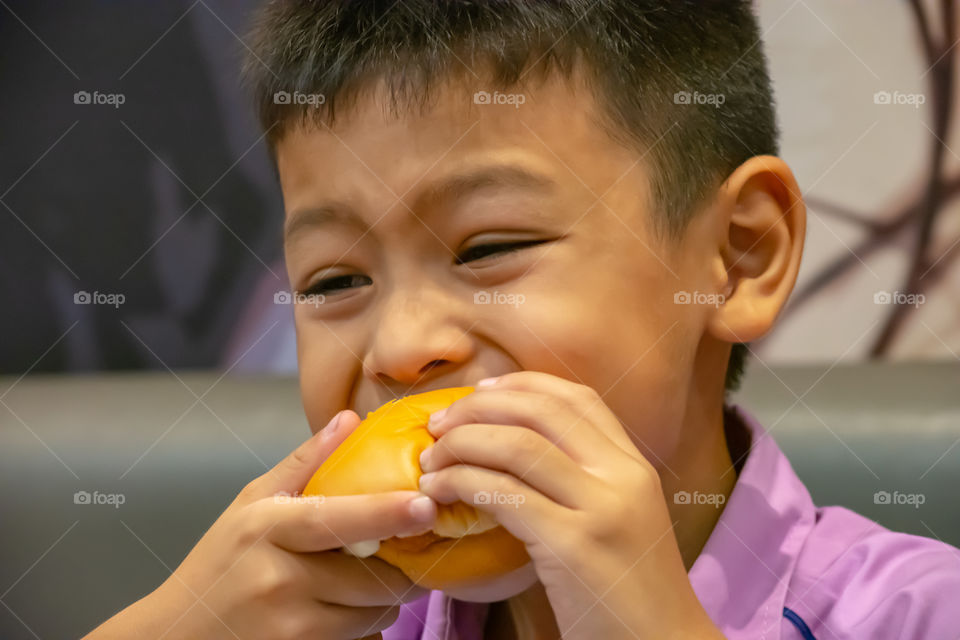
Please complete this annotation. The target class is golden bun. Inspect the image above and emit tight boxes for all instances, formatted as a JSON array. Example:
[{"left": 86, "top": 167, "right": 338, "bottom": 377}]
[{"left": 303, "top": 387, "right": 530, "bottom": 590}]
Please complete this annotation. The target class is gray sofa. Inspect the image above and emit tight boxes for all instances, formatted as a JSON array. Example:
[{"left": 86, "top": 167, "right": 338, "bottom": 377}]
[{"left": 1, "top": 363, "right": 958, "bottom": 639}]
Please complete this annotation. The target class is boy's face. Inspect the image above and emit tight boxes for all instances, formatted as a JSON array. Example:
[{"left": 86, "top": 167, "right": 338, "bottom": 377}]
[{"left": 278, "top": 73, "right": 722, "bottom": 595}]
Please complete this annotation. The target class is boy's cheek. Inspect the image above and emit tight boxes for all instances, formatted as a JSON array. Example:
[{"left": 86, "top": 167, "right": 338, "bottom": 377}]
[
  {"left": 299, "top": 376, "right": 331, "bottom": 435},
  {"left": 296, "top": 344, "right": 349, "bottom": 434},
  {"left": 599, "top": 356, "right": 693, "bottom": 464}
]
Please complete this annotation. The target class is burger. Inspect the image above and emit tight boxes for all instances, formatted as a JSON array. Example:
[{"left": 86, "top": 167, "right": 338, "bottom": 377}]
[{"left": 303, "top": 386, "right": 531, "bottom": 591}]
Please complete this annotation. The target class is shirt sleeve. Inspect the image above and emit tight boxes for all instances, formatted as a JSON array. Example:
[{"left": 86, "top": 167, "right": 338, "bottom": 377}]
[{"left": 787, "top": 515, "right": 960, "bottom": 639}]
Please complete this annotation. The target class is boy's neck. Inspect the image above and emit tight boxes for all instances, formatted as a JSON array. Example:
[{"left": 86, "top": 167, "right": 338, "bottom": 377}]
[{"left": 662, "top": 403, "right": 742, "bottom": 570}]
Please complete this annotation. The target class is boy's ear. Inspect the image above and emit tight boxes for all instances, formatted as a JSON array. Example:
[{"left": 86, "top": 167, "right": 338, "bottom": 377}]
[{"left": 706, "top": 155, "right": 805, "bottom": 344}]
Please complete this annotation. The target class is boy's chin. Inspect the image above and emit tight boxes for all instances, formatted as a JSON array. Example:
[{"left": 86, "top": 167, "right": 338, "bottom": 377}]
[{"left": 440, "top": 561, "right": 539, "bottom": 602}]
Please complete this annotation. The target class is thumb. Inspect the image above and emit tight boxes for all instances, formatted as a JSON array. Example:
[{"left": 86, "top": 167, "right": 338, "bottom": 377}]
[{"left": 241, "top": 409, "right": 362, "bottom": 502}]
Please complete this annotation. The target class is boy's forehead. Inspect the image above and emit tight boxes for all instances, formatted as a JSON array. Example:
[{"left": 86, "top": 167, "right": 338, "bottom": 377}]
[{"left": 274, "top": 71, "right": 641, "bottom": 208}]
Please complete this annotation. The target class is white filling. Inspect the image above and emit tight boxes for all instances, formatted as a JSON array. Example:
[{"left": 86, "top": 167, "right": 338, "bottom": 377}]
[
  {"left": 343, "top": 539, "right": 381, "bottom": 558},
  {"left": 342, "top": 508, "right": 500, "bottom": 557}
]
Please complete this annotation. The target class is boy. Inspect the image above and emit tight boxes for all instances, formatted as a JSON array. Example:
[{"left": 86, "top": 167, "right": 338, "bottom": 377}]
[{"left": 85, "top": 1, "right": 960, "bottom": 638}]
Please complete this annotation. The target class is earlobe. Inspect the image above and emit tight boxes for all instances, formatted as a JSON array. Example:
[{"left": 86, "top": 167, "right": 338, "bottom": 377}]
[{"left": 706, "top": 155, "right": 805, "bottom": 344}]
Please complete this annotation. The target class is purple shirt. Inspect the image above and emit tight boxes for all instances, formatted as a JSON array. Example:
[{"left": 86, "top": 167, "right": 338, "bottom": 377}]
[{"left": 383, "top": 404, "right": 960, "bottom": 639}]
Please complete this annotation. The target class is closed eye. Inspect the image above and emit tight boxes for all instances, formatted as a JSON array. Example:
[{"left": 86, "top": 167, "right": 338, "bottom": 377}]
[
  {"left": 300, "top": 274, "right": 372, "bottom": 297},
  {"left": 300, "top": 239, "right": 549, "bottom": 297},
  {"left": 455, "top": 239, "right": 550, "bottom": 265}
]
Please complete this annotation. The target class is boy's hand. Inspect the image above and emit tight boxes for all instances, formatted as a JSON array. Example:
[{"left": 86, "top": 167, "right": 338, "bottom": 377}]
[
  {"left": 84, "top": 410, "right": 437, "bottom": 640},
  {"left": 419, "top": 371, "right": 724, "bottom": 639}
]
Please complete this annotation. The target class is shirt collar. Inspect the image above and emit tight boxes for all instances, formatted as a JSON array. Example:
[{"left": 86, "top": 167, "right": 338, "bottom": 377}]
[{"left": 688, "top": 403, "right": 818, "bottom": 638}]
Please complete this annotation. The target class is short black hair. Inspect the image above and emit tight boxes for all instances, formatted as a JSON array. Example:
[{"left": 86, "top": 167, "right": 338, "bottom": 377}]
[{"left": 242, "top": 0, "right": 774, "bottom": 393}]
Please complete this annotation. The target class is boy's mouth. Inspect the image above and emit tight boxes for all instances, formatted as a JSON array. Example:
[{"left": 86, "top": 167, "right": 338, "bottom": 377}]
[{"left": 355, "top": 378, "right": 496, "bottom": 418}]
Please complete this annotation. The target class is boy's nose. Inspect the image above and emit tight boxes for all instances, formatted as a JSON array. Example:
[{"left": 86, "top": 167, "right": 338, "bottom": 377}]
[{"left": 362, "top": 292, "right": 475, "bottom": 388}]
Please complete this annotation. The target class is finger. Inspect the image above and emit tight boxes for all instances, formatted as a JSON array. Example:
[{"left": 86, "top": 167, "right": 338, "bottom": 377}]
[
  {"left": 429, "top": 388, "right": 623, "bottom": 468},
  {"left": 417, "top": 463, "right": 568, "bottom": 547},
  {"left": 293, "top": 551, "right": 429, "bottom": 607},
  {"left": 262, "top": 491, "right": 438, "bottom": 553},
  {"left": 421, "top": 423, "right": 602, "bottom": 509},
  {"left": 474, "top": 371, "right": 643, "bottom": 457},
  {"left": 240, "top": 410, "right": 362, "bottom": 502}
]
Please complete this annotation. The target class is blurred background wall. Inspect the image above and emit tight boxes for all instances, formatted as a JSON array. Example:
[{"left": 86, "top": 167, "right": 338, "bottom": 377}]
[
  {"left": 0, "top": 0, "right": 958, "bottom": 371},
  {"left": 0, "top": 0, "right": 290, "bottom": 374},
  {"left": 1, "top": 2, "right": 959, "bottom": 639}
]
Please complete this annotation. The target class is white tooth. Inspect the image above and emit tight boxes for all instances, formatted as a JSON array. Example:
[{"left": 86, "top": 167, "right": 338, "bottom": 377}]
[{"left": 343, "top": 539, "right": 380, "bottom": 558}]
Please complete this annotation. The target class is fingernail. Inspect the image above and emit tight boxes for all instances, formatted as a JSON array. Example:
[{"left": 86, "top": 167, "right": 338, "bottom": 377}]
[
  {"left": 477, "top": 376, "right": 499, "bottom": 387},
  {"left": 419, "top": 446, "right": 433, "bottom": 470},
  {"left": 320, "top": 411, "right": 344, "bottom": 440},
  {"left": 418, "top": 472, "right": 436, "bottom": 491},
  {"left": 427, "top": 409, "right": 447, "bottom": 436},
  {"left": 408, "top": 495, "right": 436, "bottom": 522}
]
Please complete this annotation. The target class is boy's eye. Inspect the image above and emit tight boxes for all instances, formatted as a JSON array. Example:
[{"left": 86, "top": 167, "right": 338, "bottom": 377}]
[
  {"left": 301, "top": 274, "right": 372, "bottom": 297},
  {"left": 455, "top": 239, "right": 548, "bottom": 265},
  {"left": 301, "top": 239, "right": 547, "bottom": 297}
]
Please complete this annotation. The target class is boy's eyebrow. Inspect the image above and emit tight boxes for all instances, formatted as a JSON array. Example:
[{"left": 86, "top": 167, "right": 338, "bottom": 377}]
[
  {"left": 419, "top": 165, "right": 554, "bottom": 207},
  {"left": 283, "top": 165, "right": 555, "bottom": 245}
]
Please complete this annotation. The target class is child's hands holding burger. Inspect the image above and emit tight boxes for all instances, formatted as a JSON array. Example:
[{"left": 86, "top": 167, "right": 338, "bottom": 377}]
[
  {"left": 83, "top": 410, "right": 436, "bottom": 640},
  {"left": 419, "top": 371, "right": 725, "bottom": 639}
]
